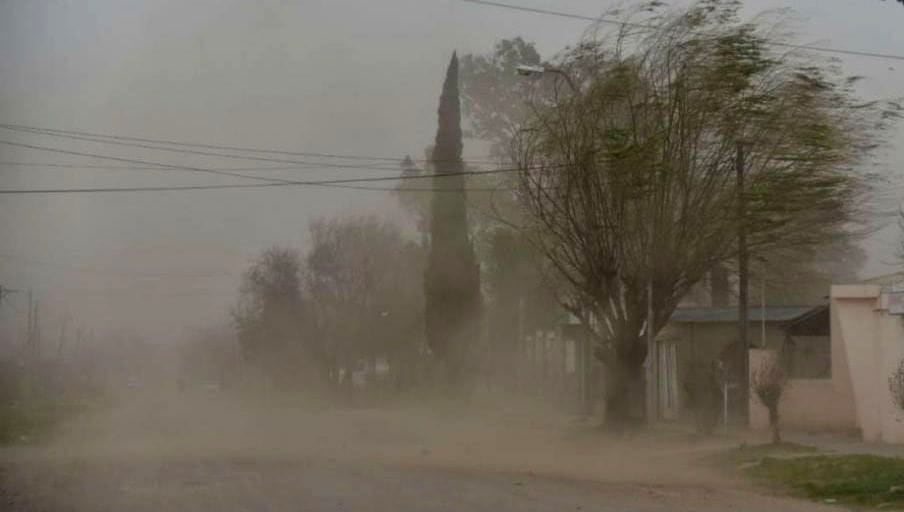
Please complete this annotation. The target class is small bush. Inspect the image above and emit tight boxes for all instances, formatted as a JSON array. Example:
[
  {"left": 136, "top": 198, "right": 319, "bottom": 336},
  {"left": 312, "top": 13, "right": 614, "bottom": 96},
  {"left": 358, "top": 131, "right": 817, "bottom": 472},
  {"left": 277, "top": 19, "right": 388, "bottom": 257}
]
[
  {"left": 752, "top": 354, "right": 788, "bottom": 444},
  {"left": 889, "top": 358, "right": 904, "bottom": 411}
]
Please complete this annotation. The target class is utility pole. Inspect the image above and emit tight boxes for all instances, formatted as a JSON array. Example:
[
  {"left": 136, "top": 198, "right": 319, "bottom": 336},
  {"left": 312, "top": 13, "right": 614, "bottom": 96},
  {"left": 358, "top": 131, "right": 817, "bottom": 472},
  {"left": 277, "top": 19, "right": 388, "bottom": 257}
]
[
  {"left": 32, "top": 298, "right": 41, "bottom": 360},
  {"left": 761, "top": 278, "right": 766, "bottom": 348},
  {"left": 74, "top": 328, "right": 83, "bottom": 356},
  {"left": 57, "top": 315, "right": 69, "bottom": 358},
  {"left": 26, "top": 289, "right": 33, "bottom": 355},
  {"left": 517, "top": 296, "right": 526, "bottom": 392},
  {"left": 736, "top": 144, "right": 750, "bottom": 424},
  {"left": 646, "top": 194, "right": 658, "bottom": 423},
  {"left": 646, "top": 277, "right": 658, "bottom": 422}
]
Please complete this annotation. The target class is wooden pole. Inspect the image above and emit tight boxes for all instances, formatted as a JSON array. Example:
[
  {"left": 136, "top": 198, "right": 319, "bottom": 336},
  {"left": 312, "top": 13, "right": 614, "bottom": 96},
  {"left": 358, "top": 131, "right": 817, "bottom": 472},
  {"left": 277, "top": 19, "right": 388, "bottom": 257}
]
[{"left": 737, "top": 144, "right": 750, "bottom": 424}]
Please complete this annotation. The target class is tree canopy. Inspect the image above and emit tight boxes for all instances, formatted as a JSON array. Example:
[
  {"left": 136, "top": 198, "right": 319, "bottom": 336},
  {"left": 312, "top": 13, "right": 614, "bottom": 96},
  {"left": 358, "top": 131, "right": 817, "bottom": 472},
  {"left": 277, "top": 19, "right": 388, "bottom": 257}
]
[{"left": 513, "top": 0, "right": 898, "bottom": 424}]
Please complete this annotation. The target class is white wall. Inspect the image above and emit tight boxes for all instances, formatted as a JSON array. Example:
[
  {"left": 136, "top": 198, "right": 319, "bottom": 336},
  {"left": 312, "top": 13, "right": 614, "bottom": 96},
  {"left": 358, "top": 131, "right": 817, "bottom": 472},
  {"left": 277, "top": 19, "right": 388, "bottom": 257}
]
[
  {"left": 832, "top": 285, "right": 904, "bottom": 443},
  {"left": 749, "top": 348, "right": 857, "bottom": 433}
]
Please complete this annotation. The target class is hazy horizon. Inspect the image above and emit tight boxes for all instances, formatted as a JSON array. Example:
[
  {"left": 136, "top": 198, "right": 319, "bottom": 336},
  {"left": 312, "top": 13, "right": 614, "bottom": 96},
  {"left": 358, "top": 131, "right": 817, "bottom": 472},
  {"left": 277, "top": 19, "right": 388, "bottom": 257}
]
[{"left": 1, "top": 0, "right": 902, "bottom": 343}]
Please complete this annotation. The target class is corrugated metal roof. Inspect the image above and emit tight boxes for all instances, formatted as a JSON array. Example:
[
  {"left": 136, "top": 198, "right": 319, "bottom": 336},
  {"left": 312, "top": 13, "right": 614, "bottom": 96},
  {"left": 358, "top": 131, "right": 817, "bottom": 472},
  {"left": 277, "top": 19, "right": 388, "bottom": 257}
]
[{"left": 669, "top": 306, "right": 820, "bottom": 324}]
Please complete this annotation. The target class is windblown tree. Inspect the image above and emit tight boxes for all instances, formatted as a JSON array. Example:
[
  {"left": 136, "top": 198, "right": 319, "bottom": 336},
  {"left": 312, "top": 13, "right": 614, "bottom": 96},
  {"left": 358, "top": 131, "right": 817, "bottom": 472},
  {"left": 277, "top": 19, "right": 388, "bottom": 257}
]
[
  {"left": 460, "top": 37, "right": 544, "bottom": 159},
  {"left": 305, "top": 216, "right": 424, "bottom": 392},
  {"left": 461, "top": 35, "right": 871, "bottom": 310},
  {"left": 513, "top": 0, "right": 897, "bottom": 425},
  {"left": 424, "top": 53, "right": 483, "bottom": 384}
]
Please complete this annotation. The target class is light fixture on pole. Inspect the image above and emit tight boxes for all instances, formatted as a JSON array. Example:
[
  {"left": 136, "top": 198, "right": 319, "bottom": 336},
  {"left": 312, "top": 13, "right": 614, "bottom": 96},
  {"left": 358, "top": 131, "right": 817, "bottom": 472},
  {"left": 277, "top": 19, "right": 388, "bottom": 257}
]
[{"left": 515, "top": 64, "right": 578, "bottom": 93}]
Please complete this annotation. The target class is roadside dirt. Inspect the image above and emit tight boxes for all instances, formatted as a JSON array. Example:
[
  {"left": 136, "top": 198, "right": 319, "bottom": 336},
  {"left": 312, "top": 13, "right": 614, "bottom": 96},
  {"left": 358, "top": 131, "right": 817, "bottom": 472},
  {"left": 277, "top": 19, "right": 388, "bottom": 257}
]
[{"left": 0, "top": 392, "right": 837, "bottom": 511}]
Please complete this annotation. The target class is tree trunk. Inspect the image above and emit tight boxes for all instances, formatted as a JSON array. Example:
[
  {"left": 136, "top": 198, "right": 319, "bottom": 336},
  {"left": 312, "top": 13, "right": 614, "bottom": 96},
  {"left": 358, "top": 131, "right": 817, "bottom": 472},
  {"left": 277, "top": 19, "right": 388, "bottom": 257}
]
[
  {"left": 769, "top": 406, "right": 781, "bottom": 444},
  {"left": 710, "top": 265, "right": 731, "bottom": 307},
  {"left": 604, "top": 356, "right": 646, "bottom": 429}
]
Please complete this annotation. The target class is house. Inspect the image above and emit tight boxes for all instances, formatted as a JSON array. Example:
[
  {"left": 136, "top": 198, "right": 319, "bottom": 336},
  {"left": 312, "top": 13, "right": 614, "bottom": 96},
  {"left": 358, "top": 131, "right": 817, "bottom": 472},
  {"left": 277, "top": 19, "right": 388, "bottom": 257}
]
[
  {"left": 561, "top": 304, "right": 829, "bottom": 421},
  {"left": 557, "top": 271, "right": 904, "bottom": 442},
  {"left": 656, "top": 305, "right": 828, "bottom": 422},
  {"left": 744, "top": 275, "right": 904, "bottom": 441}
]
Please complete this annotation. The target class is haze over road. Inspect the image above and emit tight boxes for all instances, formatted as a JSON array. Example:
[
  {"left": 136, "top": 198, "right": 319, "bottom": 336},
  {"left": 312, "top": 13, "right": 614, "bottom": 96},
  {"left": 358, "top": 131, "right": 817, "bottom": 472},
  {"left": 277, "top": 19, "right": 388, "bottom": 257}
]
[{"left": 0, "top": 394, "right": 833, "bottom": 512}]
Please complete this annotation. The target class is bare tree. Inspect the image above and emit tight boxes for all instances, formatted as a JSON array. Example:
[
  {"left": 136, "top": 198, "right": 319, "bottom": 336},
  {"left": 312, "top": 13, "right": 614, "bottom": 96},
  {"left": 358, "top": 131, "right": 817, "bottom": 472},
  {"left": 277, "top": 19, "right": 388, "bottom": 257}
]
[
  {"left": 752, "top": 354, "right": 789, "bottom": 444},
  {"left": 512, "top": 0, "right": 896, "bottom": 426},
  {"left": 306, "top": 216, "right": 424, "bottom": 393}
]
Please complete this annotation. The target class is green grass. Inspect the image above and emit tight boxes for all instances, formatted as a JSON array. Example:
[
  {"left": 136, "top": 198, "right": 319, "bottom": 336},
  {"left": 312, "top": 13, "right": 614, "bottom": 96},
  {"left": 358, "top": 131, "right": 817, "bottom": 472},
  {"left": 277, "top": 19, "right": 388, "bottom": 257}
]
[
  {"left": 0, "top": 394, "right": 106, "bottom": 445},
  {"left": 746, "top": 454, "right": 904, "bottom": 509},
  {"left": 711, "top": 441, "right": 820, "bottom": 468},
  {"left": 737, "top": 441, "right": 820, "bottom": 458},
  {"left": 0, "top": 402, "right": 61, "bottom": 444}
]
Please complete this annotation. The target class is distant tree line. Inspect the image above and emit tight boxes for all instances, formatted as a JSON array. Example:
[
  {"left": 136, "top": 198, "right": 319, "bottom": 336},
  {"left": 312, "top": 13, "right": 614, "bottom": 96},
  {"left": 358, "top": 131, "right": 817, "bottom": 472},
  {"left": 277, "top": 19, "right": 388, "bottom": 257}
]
[{"left": 232, "top": 217, "right": 425, "bottom": 394}]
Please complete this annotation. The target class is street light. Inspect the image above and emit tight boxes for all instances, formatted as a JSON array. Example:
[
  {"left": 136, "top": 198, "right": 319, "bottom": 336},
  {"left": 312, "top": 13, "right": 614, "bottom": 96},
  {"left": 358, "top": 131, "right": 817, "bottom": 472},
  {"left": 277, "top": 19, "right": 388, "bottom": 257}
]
[
  {"left": 515, "top": 64, "right": 578, "bottom": 94},
  {"left": 515, "top": 64, "right": 546, "bottom": 76}
]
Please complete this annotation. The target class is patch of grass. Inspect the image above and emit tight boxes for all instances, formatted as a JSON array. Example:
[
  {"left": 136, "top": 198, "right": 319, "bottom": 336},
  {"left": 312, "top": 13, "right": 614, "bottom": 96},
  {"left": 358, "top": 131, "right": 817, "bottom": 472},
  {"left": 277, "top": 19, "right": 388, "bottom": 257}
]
[
  {"left": 747, "top": 454, "right": 904, "bottom": 509},
  {"left": 737, "top": 441, "right": 819, "bottom": 459},
  {"left": 711, "top": 441, "right": 820, "bottom": 468},
  {"left": 0, "top": 402, "right": 62, "bottom": 444},
  {"left": 0, "top": 396, "right": 102, "bottom": 445}
]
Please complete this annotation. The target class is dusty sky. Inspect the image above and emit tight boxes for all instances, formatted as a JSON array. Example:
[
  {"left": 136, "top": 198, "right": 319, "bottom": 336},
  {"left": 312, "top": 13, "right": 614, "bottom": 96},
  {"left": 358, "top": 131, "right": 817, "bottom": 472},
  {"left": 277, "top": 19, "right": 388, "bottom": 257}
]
[{"left": 0, "top": 0, "right": 902, "bottom": 345}]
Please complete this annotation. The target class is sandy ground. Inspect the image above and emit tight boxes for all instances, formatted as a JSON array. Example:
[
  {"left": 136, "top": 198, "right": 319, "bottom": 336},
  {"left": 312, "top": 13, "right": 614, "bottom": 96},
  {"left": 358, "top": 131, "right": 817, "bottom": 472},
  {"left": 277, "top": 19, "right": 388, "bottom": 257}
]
[{"left": 0, "top": 391, "right": 838, "bottom": 511}]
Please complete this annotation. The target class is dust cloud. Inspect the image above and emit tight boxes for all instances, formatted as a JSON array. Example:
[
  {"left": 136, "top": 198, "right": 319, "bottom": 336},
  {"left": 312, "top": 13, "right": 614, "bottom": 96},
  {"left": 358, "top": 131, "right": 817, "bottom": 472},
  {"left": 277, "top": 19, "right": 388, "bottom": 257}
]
[
  {"left": 0, "top": 382, "right": 839, "bottom": 512},
  {"left": 41, "top": 390, "right": 724, "bottom": 485}
]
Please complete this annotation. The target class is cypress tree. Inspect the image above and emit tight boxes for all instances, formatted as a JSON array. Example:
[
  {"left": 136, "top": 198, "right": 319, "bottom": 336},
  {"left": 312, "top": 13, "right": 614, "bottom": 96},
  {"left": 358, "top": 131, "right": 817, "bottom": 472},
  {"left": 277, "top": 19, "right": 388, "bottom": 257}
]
[{"left": 424, "top": 53, "right": 482, "bottom": 383}]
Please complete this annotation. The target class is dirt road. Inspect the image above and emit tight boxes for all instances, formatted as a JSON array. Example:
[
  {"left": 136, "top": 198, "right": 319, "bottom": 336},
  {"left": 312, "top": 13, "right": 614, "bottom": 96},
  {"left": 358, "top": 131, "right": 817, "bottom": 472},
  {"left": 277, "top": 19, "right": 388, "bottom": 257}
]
[
  {"left": 0, "top": 454, "right": 839, "bottom": 512},
  {"left": 0, "top": 394, "right": 836, "bottom": 511}
]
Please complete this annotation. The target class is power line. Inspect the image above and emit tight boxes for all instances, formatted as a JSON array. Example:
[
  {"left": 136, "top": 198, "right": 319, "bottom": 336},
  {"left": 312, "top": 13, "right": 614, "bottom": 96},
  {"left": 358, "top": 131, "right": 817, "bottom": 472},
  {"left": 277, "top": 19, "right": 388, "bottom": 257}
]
[
  {"left": 460, "top": 0, "right": 904, "bottom": 62},
  {"left": 0, "top": 140, "right": 526, "bottom": 194},
  {"left": 0, "top": 125, "right": 407, "bottom": 172},
  {"left": 0, "top": 160, "right": 516, "bottom": 189},
  {"left": 0, "top": 138, "right": 309, "bottom": 186},
  {"left": 0, "top": 162, "right": 324, "bottom": 172},
  {"left": 0, "top": 251, "right": 237, "bottom": 279},
  {"left": 0, "top": 123, "right": 498, "bottom": 166},
  {"left": 0, "top": 139, "right": 530, "bottom": 194},
  {"left": 0, "top": 180, "right": 514, "bottom": 195},
  {"left": 0, "top": 129, "right": 520, "bottom": 191}
]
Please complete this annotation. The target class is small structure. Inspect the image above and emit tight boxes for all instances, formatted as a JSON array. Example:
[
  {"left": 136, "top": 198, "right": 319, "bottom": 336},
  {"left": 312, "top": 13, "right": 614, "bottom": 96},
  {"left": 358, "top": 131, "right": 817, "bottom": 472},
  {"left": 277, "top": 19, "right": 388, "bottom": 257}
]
[
  {"left": 656, "top": 305, "right": 827, "bottom": 422},
  {"left": 747, "top": 301, "right": 857, "bottom": 435},
  {"left": 745, "top": 276, "right": 904, "bottom": 441}
]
